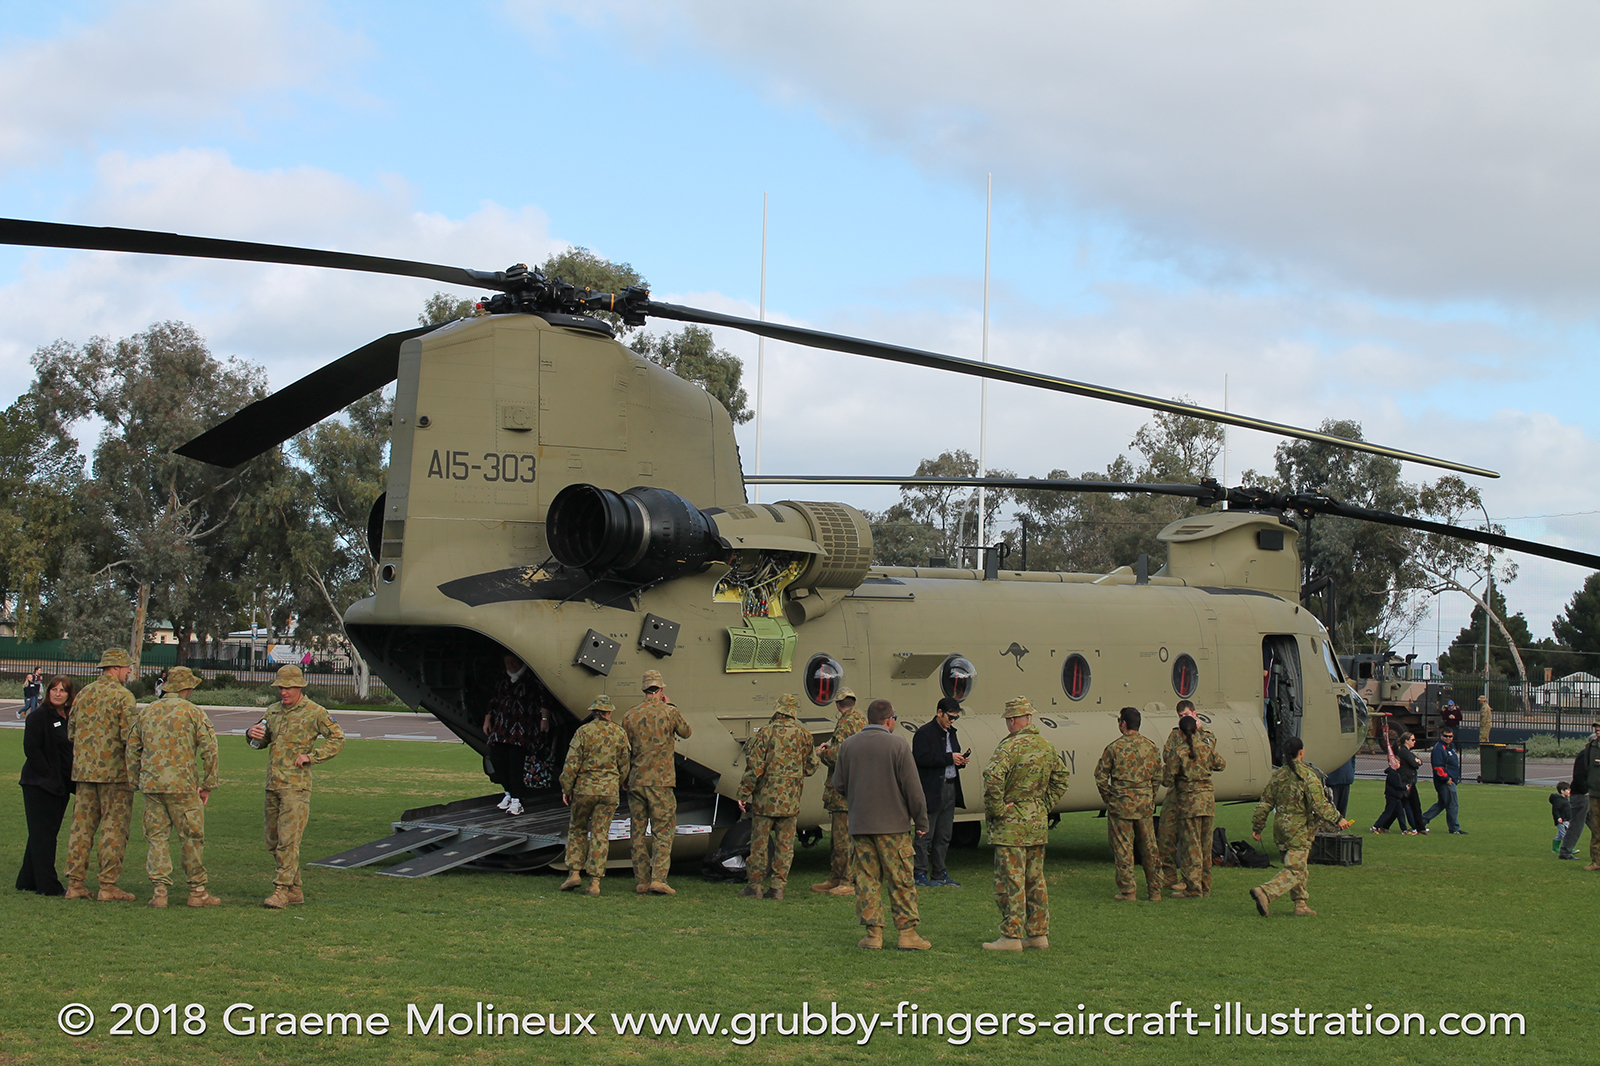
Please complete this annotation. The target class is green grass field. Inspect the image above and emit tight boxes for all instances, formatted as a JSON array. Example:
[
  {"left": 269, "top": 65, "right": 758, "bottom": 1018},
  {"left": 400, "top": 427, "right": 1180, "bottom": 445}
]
[{"left": 0, "top": 730, "right": 1588, "bottom": 1065}]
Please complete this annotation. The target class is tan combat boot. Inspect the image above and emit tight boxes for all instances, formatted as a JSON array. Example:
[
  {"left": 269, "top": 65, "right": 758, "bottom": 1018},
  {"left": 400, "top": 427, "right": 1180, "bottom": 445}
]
[
  {"left": 1112, "top": 892, "right": 1136, "bottom": 901},
  {"left": 583, "top": 878, "right": 602, "bottom": 897},
  {"left": 647, "top": 882, "right": 676, "bottom": 896},
  {"left": 897, "top": 927, "right": 932, "bottom": 951},
  {"left": 811, "top": 878, "right": 843, "bottom": 894},
  {"left": 1147, "top": 891, "right": 1162, "bottom": 902},
  {"left": 263, "top": 887, "right": 290, "bottom": 909},
  {"left": 1022, "top": 935, "right": 1050, "bottom": 950},
  {"left": 65, "top": 881, "right": 92, "bottom": 900},
  {"left": 1249, "top": 887, "right": 1271, "bottom": 917},
  {"left": 827, "top": 882, "right": 855, "bottom": 896},
  {"left": 285, "top": 887, "right": 304, "bottom": 905},
  {"left": 636, "top": 881, "right": 651, "bottom": 895},
  {"left": 188, "top": 889, "right": 222, "bottom": 908},
  {"left": 560, "top": 872, "right": 582, "bottom": 891},
  {"left": 97, "top": 884, "right": 135, "bottom": 902},
  {"left": 148, "top": 887, "right": 168, "bottom": 909},
  {"left": 982, "top": 937, "right": 1024, "bottom": 952},
  {"left": 739, "top": 884, "right": 763, "bottom": 899},
  {"left": 1293, "top": 902, "right": 1317, "bottom": 917},
  {"left": 767, "top": 886, "right": 785, "bottom": 901},
  {"left": 857, "top": 927, "right": 883, "bottom": 950}
]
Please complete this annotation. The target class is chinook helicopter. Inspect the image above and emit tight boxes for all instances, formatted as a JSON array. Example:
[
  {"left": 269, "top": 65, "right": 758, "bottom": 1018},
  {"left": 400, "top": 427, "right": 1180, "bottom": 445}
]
[{"left": 5, "top": 217, "right": 1598, "bottom": 878}]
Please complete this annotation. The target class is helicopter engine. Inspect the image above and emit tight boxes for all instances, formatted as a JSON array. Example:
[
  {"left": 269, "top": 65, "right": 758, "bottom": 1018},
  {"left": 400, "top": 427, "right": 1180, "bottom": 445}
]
[{"left": 546, "top": 483, "right": 874, "bottom": 622}]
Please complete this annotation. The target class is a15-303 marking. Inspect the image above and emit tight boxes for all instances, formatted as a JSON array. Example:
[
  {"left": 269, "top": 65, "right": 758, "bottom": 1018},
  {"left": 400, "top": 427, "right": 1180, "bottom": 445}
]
[{"left": 426, "top": 450, "right": 536, "bottom": 483}]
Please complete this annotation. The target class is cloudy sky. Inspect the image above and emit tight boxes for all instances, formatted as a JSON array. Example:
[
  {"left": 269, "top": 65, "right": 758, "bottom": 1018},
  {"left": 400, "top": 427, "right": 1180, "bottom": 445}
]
[{"left": 2, "top": 0, "right": 1596, "bottom": 660}]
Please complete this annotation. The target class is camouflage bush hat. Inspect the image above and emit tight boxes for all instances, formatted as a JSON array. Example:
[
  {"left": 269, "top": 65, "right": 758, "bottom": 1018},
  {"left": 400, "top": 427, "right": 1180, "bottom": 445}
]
[
  {"left": 164, "top": 666, "right": 201, "bottom": 692},
  {"left": 774, "top": 693, "right": 800, "bottom": 716},
  {"left": 1003, "top": 696, "right": 1034, "bottom": 718},
  {"left": 98, "top": 648, "right": 132, "bottom": 668},
  {"left": 835, "top": 687, "right": 857, "bottom": 703},
  {"left": 590, "top": 694, "right": 615, "bottom": 713},
  {"left": 642, "top": 669, "right": 664, "bottom": 690},
  {"left": 274, "top": 665, "right": 308, "bottom": 689}
]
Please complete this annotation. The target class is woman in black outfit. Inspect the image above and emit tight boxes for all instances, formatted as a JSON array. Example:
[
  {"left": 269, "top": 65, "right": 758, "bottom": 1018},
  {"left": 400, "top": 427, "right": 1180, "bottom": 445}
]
[
  {"left": 17, "top": 675, "right": 76, "bottom": 895},
  {"left": 1396, "top": 732, "right": 1426, "bottom": 834}
]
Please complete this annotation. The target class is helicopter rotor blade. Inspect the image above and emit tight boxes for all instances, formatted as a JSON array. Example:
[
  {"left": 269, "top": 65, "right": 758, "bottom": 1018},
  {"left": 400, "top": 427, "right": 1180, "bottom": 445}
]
[
  {"left": 647, "top": 301, "right": 1498, "bottom": 480},
  {"left": 745, "top": 474, "right": 1224, "bottom": 503},
  {"left": 173, "top": 324, "right": 444, "bottom": 468},
  {"left": 0, "top": 218, "right": 511, "bottom": 291},
  {"left": 751, "top": 475, "right": 1600, "bottom": 570},
  {"left": 1271, "top": 491, "right": 1600, "bottom": 571}
]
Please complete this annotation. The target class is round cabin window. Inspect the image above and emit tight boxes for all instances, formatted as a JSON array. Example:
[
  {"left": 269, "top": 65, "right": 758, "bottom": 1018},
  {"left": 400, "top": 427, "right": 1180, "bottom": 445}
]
[
  {"left": 940, "top": 655, "right": 975, "bottom": 701},
  {"left": 804, "top": 655, "right": 845, "bottom": 706},
  {"left": 1062, "top": 654, "right": 1091, "bottom": 701},
  {"left": 1172, "top": 654, "right": 1198, "bottom": 699}
]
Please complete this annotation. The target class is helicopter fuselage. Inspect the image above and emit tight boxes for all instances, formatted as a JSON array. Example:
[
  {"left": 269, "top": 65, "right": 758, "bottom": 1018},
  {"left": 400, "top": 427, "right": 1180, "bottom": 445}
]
[{"left": 343, "top": 312, "right": 1365, "bottom": 827}]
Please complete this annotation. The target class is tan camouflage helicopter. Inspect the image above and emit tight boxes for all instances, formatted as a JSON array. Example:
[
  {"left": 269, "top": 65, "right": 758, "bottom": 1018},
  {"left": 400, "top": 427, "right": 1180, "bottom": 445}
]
[{"left": 6, "top": 218, "right": 1596, "bottom": 877}]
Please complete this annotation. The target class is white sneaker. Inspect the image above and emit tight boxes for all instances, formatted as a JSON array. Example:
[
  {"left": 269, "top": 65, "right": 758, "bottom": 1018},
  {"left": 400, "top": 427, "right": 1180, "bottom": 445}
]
[
  {"left": 497, "top": 793, "right": 512, "bottom": 810},
  {"left": 507, "top": 798, "right": 524, "bottom": 816}
]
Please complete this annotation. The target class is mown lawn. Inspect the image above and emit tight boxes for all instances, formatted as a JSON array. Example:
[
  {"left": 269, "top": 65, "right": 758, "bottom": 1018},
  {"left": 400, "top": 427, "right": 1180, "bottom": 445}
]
[{"left": 0, "top": 730, "right": 1588, "bottom": 1065}]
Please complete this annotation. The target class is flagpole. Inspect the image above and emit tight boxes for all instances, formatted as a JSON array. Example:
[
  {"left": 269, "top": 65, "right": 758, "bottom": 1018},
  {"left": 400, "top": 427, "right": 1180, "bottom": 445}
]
[
  {"left": 977, "top": 174, "right": 992, "bottom": 565},
  {"left": 754, "top": 191, "right": 767, "bottom": 502}
]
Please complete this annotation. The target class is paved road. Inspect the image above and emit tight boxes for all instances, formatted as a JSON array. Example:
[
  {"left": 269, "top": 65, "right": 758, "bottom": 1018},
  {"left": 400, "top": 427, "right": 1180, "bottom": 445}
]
[{"left": 0, "top": 702, "right": 464, "bottom": 743}]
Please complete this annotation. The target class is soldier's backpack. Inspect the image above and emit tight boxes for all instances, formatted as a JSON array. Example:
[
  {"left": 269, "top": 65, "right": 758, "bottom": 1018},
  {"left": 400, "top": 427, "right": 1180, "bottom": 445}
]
[
  {"left": 1211, "top": 826, "right": 1229, "bottom": 863},
  {"left": 700, "top": 820, "right": 753, "bottom": 882},
  {"left": 1228, "top": 840, "right": 1272, "bottom": 868}
]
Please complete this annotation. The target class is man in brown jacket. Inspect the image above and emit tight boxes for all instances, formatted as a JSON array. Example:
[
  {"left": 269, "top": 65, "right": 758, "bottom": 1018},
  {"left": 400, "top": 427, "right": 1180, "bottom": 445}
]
[{"left": 831, "top": 699, "right": 930, "bottom": 950}]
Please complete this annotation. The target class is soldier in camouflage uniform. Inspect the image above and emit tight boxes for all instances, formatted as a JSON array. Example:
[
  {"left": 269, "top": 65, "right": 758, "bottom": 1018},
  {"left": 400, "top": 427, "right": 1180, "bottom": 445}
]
[
  {"left": 1477, "top": 694, "right": 1493, "bottom": 747},
  {"left": 621, "top": 669, "right": 691, "bottom": 895},
  {"left": 812, "top": 687, "right": 864, "bottom": 895},
  {"left": 126, "top": 666, "right": 220, "bottom": 908},
  {"left": 64, "top": 649, "right": 138, "bottom": 901},
  {"left": 246, "top": 664, "right": 345, "bottom": 909},
  {"left": 1249, "top": 736, "right": 1352, "bottom": 917},
  {"left": 1163, "top": 710, "right": 1228, "bottom": 897},
  {"left": 736, "top": 693, "right": 820, "bottom": 901},
  {"left": 982, "top": 696, "right": 1071, "bottom": 951},
  {"left": 1093, "top": 706, "right": 1161, "bottom": 901},
  {"left": 560, "top": 695, "right": 630, "bottom": 896},
  {"left": 1157, "top": 700, "right": 1206, "bottom": 892}
]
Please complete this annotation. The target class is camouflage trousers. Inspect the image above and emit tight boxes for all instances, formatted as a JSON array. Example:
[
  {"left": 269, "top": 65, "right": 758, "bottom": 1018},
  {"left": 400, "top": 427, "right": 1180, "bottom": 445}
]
[
  {"left": 65, "top": 781, "right": 134, "bottom": 886},
  {"left": 144, "top": 792, "right": 207, "bottom": 889},
  {"left": 994, "top": 844, "right": 1049, "bottom": 939},
  {"left": 1257, "top": 845, "right": 1310, "bottom": 903},
  {"left": 628, "top": 786, "right": 677, "bottom": 885},
  {"left": 1176, "top": 814, "right": 1215, "bottom": 894},
  {"left": 827, "top": 810, "right": 851, "bottom": 883},
  {"left": 1157, "top": 808, "right": 1181, "bottom": 888},
  {"left": 264, "top": 789, "right": 311, "bottom": 889},
  {"left": 1107, "top": 816, "right": 1160, "bottom": 897},
  {"left": 748, "top": 814, "right": 798, "bottom": 890},
  {"left": 852, "top": 831, "right": 919, "bottom": 930},
  {"left": 566, "top": 793, "right": 615, "bottom": 878}
]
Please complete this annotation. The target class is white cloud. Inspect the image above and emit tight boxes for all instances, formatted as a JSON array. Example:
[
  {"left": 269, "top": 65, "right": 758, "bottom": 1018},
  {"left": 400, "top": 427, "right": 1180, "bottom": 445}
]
[
  {"left": 0, "top": 0, "right": 358, "bottom": 171},
  {"left": 607, "top": 1, "right": 1600, "bottom": 309},
  {"left": 0, "top": 148, "right": 555, "bottom": 400}
]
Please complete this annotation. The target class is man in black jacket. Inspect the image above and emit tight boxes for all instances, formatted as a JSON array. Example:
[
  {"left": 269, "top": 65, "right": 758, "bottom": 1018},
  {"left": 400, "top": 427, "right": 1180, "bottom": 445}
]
[{"left": 912, "top": 697, "right": 968, "bottom": 887}]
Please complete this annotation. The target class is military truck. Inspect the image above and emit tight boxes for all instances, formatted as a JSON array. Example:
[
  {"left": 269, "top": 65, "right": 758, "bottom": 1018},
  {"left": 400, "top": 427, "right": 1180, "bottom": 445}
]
[{"left": 1339, "top": 652, "right": 1456, "bottom": 746}]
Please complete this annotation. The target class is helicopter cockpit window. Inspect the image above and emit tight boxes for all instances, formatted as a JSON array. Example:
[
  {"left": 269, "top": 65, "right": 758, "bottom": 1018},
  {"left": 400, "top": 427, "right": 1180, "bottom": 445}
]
[
  {"left": 1318, "top": 639, "right": 1344, "bottom": 684},
  {"left": 940, "top": 655, "right": 975, "bottom": 701},
  {"left": 804, "top": 655, "right": 845, "bottom": 706},
  {"left": 1062, "top": 654, "right": 1091, "bottom": 701},
  {"left": 1171, "top": 654, "right": 1198, "bottom": 699}
]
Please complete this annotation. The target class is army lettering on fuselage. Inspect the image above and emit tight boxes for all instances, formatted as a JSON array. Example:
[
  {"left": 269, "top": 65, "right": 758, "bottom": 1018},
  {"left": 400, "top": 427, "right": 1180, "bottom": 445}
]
[{"left": 425, "top": 450, "right": 536, "bottom": 483}]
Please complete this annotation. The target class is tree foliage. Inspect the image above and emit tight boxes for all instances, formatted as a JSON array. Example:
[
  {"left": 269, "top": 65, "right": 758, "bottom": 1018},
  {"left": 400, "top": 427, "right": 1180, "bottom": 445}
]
[
  {"left": 30, "top": 322, "right": 278, "bottom": 667},
  {"left": 1008, "top": 403, "right": 1222, "bottom": 574},
  {"left": 868, "top": 450, "right": 1015, "bottom": 567},
  {"left": 0, "top": 392, "right": 80, "bottom": 639},
  {"left": 629, "top": 325, "right": 753, "bottom": 424},
  {"left": 1552, "top": 572, "right": 1600, "bottom": 676}
]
